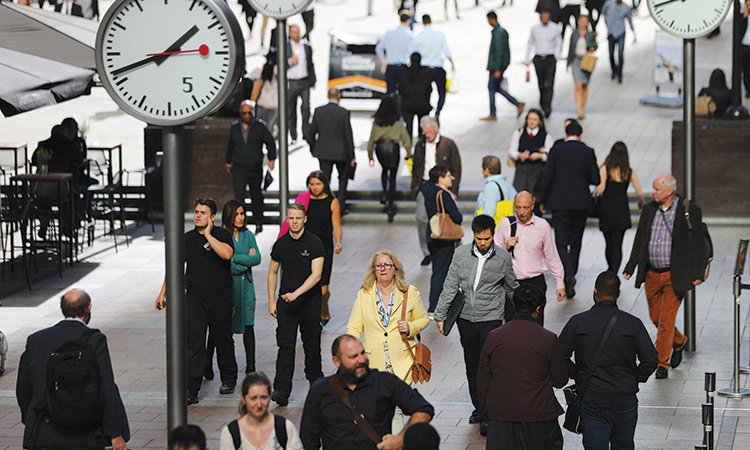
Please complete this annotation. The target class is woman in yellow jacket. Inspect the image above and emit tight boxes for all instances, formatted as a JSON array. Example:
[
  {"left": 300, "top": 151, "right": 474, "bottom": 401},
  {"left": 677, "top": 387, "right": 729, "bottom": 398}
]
[{"left": 346, "top": 249, "right": 430, "bottom": 433}]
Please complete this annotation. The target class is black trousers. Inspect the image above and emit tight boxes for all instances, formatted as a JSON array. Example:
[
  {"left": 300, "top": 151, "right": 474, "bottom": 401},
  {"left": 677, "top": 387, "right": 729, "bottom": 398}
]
[
  {"left": 287, "top": 79, "right": 311, "bottom": 141},
  {"left": 743, "top": 45, "right": 750, "bottom": 96},
  {"left": 487, "top": 419, "right": 563, "bottom": 450},
  {"left": 457, "top": 318, "right": 503, "bottom": 421},
  {"left": 532, "top": 55, "right": 557, "bottom": 117},
  {"left": 273, "top": 294, "right": 324, "bottom": 398},
  {"left": 187, "top": 294, "right": 237, "bottom": 393},
  {"left": 517, "top": 275, "right": 547, "bottom": 326},
  {"left": 603, "top": 230, "right": 626, "bottom": 273},
  {"left": 402, "top": 109, "right": 427, "bottom": 146},
  {"left": 551, "top": 209, "right": 588, "bottom": 281},
  {"left": 231, "top": 165, "right": 264, "bottom": 226},
  {"left": 427, "top": 240, "right": 456, "bottom": 312},
  {"left": 375, "top": 140, "right": 400, "bottom": 211},
  {"left": 425, "top": 66, "right": 448, "bottom": 115},
  {"left": 319, "top": 159, "right": 349, "bottom": 207},
  {"left": 206, "top": 325, "right": 255, "bottom": 374},
  {"left": 558, "top": 4, "right": 581, "bottom": 40}
]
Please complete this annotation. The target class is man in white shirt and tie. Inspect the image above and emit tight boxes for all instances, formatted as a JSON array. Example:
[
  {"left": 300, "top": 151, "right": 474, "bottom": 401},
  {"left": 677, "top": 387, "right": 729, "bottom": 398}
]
[{"left": 55, "top": 0, "right": 83, "bottom": 17}]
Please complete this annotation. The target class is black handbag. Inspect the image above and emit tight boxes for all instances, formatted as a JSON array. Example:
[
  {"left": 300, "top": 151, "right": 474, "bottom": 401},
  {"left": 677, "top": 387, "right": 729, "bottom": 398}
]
[
  {"left": 563, "top": 313, "right": 619, "bottom": 434},
  {"left": 442, "top": 290, "right": 465, "bottom": 336},
  {"left": 589, "top": 189, "right": 600, "bottom": 218}
]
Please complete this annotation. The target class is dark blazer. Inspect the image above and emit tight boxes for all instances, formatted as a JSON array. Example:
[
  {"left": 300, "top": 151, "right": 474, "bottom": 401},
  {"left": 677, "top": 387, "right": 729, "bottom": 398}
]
[
  {"left": 566, "top": 29, "right": 598, "bottom": 68},
  {"left": 411, "top": 135, "right": 461, "bottom": 197},
  {"left": 420, "top": 180, "right": 462, "bottom": 244},
  {"left": 538, "top": 139, "right": 599, "bottom": 210},
  {"left": 398, "top": 67, "right": 433, "bottom": 114},
  {"left": 286, "top": 39, "right": 316, "bottom": 86},
  {"left": 225, "top": 120, "right": 277, "bottom": 168},
  {"left": 307, "top": 102, "right": 354, "bottom": 162},
  {"left": 16, "top": 320, "right": 130, "bottom": 448},
  {"left": 54, "top": 1, "right": 84, "bottom": 17},
  {"left": 623, "top": 196, "right": 707, "bottom": 295}
]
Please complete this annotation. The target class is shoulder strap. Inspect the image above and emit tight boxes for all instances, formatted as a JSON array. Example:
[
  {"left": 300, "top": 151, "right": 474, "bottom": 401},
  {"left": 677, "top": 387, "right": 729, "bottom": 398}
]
[
  {"left": 435, "top": 191, "right": 445, "bottom": 214},
  {"left": 78, "top": 328, "right": 99, "bottom": 345},
  {"left": 228, "top": 419, "right": 241, "bottom": 450},
  {"left": 578, "top": 313, "right": 618, "bottom": 400},
  {"left": 492, "top": 180, "right": 504, "bottom": 201},
  {"left": 682, "top": 198, "right": 693, "bottom": 231},
  {"left": 326, "top": 375, "right": 382, "bottom": 444},
  {"left": 509, "top": 216, "right": 517, "bottom": 237},
  {"left": 274, "top": 414, "right": 287, "bottom": 449},
  {"left": 400, "top": 289, "right": 419, "bottom": 361}
]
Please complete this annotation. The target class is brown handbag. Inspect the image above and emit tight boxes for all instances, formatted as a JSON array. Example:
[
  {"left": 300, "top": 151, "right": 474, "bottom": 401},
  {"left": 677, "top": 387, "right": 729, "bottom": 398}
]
[
  {"left": 400, "top": 289, "right": 432, "bottom": 383},
  {"left": 429, "top": 191, "right": 464, "bottom": 240}
]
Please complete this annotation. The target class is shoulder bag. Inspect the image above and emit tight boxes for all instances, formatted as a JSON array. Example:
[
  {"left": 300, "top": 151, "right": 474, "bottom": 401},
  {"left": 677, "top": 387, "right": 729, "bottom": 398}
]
[
  {"left": 429, "top": 191, "right": 464, "bottom": 240},
  {"left": 562, "top": 313, "right": 619, "bottom": 434},
  {"left": 327, "top": 375, "right": 382, "bottom": 444},
  {"left": 400, "top": 289, "right": 432, "bottom": 383}
]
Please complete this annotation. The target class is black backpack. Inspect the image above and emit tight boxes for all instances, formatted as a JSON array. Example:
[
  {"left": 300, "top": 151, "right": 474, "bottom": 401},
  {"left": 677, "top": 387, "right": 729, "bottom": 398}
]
[
  {"left": 44, "top": 328, "right": 104, "bottom": 427},
  {"left": 228, "top": 415, "right": 287, "bottom": 449}
]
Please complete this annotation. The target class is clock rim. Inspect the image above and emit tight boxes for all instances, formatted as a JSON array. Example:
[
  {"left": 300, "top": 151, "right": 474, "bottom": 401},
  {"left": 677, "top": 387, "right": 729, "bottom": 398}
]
[
  {"left": 247, "top": 0, "right": 313, "bottom": 20},
  {"left": 95, "top": 0, "right": 245, "bottom": 126},
  {"left": 646, "top": 0, "right": 732, "bottom": 40}
]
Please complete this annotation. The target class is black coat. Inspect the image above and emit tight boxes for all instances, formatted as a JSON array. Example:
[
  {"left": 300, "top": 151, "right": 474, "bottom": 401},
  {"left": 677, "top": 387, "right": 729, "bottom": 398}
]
[
  {"left": 16, "top": 320, "right": 130, "bottom": 448},
  {"left": 307, "top": 102, "right": 354, "bottom": 162},
  {"left": 225, "top": 120, "right": 277, "bottom": 168},
  {"left": 286, "top": 40, "right": 316, "bottom": 86},
  {"left": 421, "top": 180, "right": 462, "bottom": 244},
  {"left": 54, "top": 1, "right": 84, "bottom": 17},
  {"left": 623, "top": 197, "right": 708, "bottom": 295},
  {"left": 538, "top": 139, "right": 600, "bottom": 211},
  {"left": 398, "top": 67, "right": 432, "bottom": 114}
]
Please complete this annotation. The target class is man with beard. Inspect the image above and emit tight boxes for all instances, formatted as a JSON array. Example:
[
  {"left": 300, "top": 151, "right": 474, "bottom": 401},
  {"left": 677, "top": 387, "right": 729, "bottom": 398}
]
[{"left": 300, "top": 335, "right": 434, "bottom": 450}]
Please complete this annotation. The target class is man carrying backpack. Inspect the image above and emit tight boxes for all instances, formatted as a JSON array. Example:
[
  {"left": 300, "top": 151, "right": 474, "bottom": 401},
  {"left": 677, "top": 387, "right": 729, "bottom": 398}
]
[
  {"left": 16, "top": 289, "right": 130, "bottom": 450},
  {"left": 624, "top": 174, "right": 710, "bottom": 379}
]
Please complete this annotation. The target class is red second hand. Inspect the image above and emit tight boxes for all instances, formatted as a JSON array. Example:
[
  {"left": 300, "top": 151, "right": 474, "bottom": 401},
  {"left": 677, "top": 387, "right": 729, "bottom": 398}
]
[{"left": 147, "top": 44, "right": 209, "bottom": 57}]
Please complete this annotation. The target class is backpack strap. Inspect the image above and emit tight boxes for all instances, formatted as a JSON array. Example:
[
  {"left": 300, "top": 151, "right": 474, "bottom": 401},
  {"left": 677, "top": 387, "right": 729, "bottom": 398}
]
[
  {"left": 682, "top": 198, "right": 693, "bottom": 231},
  {"left": 79, "top": 328, "right": 99, "bottom": 344},
  {"left": 326, "top": 375, "right": 382, "bottom": 444},
  {"left": 274, "top": 414, "right": 288, "bottom": 450},
  {"left": 228, "top": 419, "right": 241, "bottom": 450},
  {"left": 508, "top": 216, "right": 518, "bottom": 257}
]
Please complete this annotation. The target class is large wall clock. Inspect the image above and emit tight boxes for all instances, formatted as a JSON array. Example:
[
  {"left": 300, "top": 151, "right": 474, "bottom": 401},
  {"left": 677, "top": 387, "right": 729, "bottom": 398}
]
[
  {"left": 248, "top": 0, "right": 313, "bottom": 20},
  {"left": 95, "top": 0, "right": 245, "bottom": 126},
  {"left": 647, "top": 0, "right": 732, "bottom": 39}
]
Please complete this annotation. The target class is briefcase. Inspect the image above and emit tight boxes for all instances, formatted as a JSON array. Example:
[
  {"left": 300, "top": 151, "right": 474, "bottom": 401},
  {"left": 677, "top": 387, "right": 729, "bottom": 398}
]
[
  {"left": 442, "top": 290, "right": 465, "bottom": 336},
  {"left": 263, "top": 169, "right": 273, "bottom": 190}
]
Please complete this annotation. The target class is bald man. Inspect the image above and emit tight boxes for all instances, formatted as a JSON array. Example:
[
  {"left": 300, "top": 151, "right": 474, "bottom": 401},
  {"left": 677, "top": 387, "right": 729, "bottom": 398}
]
[
  {"left": 306, "top": 87, "right": 355, "bottom": 211},
  {"left": 17, "top": 289, "right": 130, "bottom": 450},
  {"left": 624, "top": 174, "right": 707, "bottom": 379}
]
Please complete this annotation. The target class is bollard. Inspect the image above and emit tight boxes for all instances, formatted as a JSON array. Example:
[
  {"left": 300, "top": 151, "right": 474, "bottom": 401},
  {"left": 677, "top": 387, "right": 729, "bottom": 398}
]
[
  {"left": 702, "top": 403, "right": 714, "bottom": 450},
  {"left": 695, "top": 446, "right": 707, "bottom": 450},
  {"left": 705, "top": 372, "right": 716, "bottom": 404}
]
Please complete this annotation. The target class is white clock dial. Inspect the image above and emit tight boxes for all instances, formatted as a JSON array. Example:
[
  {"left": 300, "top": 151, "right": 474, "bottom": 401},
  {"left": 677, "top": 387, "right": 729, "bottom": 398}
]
[
  {"left": 248, "top": 0, "right": 313, "bottom": 20},
  {"left": 647, "top": 0, "right": 732, "bottom": 39},
  {"left": 95, "top": 0, "right": 244, "bottom": 125}
]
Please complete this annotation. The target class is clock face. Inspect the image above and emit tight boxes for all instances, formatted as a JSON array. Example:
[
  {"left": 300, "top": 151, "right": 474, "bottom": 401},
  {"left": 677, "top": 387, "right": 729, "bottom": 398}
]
[
  {"left": 248, "top": 0, "right": 313, "bottom": 20},
  {"left": 95, "top": 0, "right": 245, "bottom": 125},
  {"left": 647, "top": 0, "right": 731, "bottom": 39}
]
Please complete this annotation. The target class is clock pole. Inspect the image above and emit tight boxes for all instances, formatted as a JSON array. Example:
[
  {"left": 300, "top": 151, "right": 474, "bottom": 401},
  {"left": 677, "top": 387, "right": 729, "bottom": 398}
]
[
  {"left": 683, "top": 38, "right": 697, "bottom": 352},
  {"left": 163, "top": 126, "right": 187, "bottom": 429},
  {"left": 276, "top": 21, "right": 290, "bottom": 221}
]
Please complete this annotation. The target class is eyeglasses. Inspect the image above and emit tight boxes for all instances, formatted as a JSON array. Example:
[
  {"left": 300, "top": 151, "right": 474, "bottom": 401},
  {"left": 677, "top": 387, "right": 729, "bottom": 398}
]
[{"left": 374, "top": 263, "right": 394, "bottom": 270}]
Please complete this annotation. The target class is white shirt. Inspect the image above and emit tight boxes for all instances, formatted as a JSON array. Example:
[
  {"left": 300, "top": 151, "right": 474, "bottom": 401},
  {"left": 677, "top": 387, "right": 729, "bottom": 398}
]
[
  {"left": 219, "top": 419, "right": 304, "bottom": 450},
  {"left": 744, "top": 14, "right": 750, "bottom": 46},
  {"left": 288, "top": 40, "right": 308, "bottom": 80},
  {"left": 62, "top": 0, "right": 73, "bottom": 14},
  {"left": 508, "top": 127, "right": 553, "bottom": 160},
  {"left": 424, "top": 133, "right": 440, "bottom": 171},
  {"left": 472, "top": 244, "right": 493, "bottom": 291},
  {"left": 525, "top": 22, "right": 562, "bottom": 62}
]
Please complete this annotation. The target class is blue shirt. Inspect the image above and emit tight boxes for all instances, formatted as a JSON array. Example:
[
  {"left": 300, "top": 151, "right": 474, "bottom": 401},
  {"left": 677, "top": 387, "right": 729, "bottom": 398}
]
[
  {"left": 376, "top": 25, "right": 414, "bottom": 65},
  {"left": 413, "top": 25, "right": 452, "bottom": 68},
  {"left": 603, "top": 0, "right": 634, "bottom": 39},
  {"left": 475, "top": 174, "right": 517, "bottom": 217}
]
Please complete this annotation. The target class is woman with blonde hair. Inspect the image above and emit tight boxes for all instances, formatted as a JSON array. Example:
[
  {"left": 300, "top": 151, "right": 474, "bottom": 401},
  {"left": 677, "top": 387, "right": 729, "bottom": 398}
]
[{"left": 346, "top": 250, "right": 429, "bottom": 433}]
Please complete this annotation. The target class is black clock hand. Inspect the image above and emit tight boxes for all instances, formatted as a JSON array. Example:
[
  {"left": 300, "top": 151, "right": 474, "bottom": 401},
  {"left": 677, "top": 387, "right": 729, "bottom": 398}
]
[
  {"left": 653, "top": 0, "right": 685, "bottom": 8},
  {"left": 111, "top": 25, "right": 199, "bottom": 76}
]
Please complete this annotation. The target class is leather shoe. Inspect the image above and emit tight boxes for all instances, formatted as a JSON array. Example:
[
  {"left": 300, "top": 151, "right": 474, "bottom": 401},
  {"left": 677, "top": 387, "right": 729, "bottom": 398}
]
[
  {"left": 203, "top": 369, "right": 214, "bottom": 381},
  {"left": 516, "top": 101, "right": 526, "bottom": 118},
  {"left": 565, "top": 278, "right": 576, "bottom": 299},
  {"left": 670, "top": 341, "right": 687, "bottom": 369},
  {"left": 469, "top": 410, "right": 481, "bottom": 424},
  {"left": 255, "top": 224, "right": 263, "bottom": 234},
  {"left": 655, "top": 366, "right": 668, "bottom": 379},
  {"left": 187, "top": 391, "right": 199, "bottom": 405},
  {"left": 479, "top": 115, "right": 497, "bottom": 121},
  {"left": 219, "top": 384, "right": 235, "bottom": 395},
  {"left": 479, "top": 420, "right": 488, "bottom": 436},
  {"left": 271, "top": 390, "right": 289, "bottom": 406},
  {"left": 420, "top": 255, "right": 431, "bottom": 266}
]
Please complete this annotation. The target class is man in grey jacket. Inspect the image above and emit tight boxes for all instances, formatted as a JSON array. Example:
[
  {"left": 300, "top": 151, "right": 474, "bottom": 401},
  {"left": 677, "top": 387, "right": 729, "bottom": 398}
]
[{"left": 435, "top": 214, "right": 518, "bottom": 436}]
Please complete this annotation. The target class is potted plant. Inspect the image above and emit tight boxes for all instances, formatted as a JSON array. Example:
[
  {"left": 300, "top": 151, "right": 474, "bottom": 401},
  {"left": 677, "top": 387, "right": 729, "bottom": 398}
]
[{"left": 35, "top": 146, "right": 52, "bottom": 175}]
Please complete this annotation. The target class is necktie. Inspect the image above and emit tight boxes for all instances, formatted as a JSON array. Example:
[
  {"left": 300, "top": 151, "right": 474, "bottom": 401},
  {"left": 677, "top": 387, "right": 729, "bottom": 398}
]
[{"left": 528, "top": 132, "right": 535, "bottom": 139}]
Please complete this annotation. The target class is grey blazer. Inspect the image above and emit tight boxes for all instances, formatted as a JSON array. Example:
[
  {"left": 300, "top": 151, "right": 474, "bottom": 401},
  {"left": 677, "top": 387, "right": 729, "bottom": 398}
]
[
  {"left": 307, "top": 102, "right": 354, "bottom": 162},
  {"left": 566, "top": 30, "right": 598, "bottom": 67}
]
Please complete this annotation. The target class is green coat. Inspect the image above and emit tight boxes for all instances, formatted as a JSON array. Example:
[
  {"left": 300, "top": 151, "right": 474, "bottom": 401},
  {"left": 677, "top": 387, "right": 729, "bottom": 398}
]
[
  {"left": 231, "top": 229, "right": 261, "bottom": 332},
  {"left": 487, "top": 25, "right": 511, "bottom": 72}
]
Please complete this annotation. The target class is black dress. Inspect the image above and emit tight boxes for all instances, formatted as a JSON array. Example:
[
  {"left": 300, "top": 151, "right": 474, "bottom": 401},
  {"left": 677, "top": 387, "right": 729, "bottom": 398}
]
[
  {"left": 306, "top": 196, "right": 334, "bottom": 285},
  {"left": 598, "top": 179, "right": 631, "bottom": 232}
]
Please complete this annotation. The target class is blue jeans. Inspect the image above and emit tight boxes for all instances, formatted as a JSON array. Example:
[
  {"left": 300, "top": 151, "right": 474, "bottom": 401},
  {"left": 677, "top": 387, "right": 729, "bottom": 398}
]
[
  {"left": 608, "top": 33, "right": 626, "bottom": 79},
  {"left": 385, "top": 64, "right": 406, "bottom": 97},
  {"left": 580, "top": 402, "right": 638, "bottom": 450},
  {"left": 488, "top": 72, "right": 518, "bottom": 116}
]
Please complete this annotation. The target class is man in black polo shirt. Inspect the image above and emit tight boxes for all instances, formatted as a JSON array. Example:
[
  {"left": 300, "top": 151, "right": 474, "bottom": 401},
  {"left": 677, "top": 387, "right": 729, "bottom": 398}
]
[
  {"left": 267, "top": 203, "right": 325, "bottom": 405},
  {"left": 300, "top": 334, "right": 434, "bottom": 450},
  {"left": 155, "top": 198, "right": 237, "bottom": 404}
]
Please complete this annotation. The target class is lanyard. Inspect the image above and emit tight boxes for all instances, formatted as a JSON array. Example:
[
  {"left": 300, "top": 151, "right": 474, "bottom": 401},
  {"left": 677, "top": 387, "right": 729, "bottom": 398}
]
[{"left": 375, "top": 285, "right": 395, "bottom": 328}]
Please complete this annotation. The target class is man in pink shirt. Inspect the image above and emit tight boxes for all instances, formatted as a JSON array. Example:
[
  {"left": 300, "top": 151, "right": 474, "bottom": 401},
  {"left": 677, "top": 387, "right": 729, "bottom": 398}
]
[{"left": 494, "top": 191, "right": 565, "bottom": 326}]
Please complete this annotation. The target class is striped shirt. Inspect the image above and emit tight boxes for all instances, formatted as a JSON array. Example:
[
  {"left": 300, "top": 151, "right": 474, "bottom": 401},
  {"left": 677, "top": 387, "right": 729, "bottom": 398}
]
[{"left": 648, "top": 196, "right": 678, "bottom": 269}]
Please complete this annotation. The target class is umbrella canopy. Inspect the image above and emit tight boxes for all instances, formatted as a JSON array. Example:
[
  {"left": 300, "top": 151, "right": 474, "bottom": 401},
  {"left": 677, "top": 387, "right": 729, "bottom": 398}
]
[
  {"left": 0, "top": 47, "right": 94, "bottom": 117},
  {"left": 0, "top": 3, "right": 97, "bottom": 70}
]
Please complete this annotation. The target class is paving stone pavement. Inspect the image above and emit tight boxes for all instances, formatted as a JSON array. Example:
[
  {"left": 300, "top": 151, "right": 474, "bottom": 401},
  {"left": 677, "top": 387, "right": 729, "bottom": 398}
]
[{"left": 2, "top": 1, "right": 750, "bottom": 449}]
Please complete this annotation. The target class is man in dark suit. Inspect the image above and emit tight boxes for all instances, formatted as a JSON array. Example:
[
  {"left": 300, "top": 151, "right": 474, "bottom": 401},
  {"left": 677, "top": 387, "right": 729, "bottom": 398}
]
[
  {"left": 16, "top": 289, "right": 129, "bottom": 450},
  {"left": 287, "top": 24, "right": 316, "bottom": 143},
  {"left": 306, "top": 88, "right": 355, "bottom": 210},
  {"left": 225, "top": 101, "right": 277, "bottom": 233},
  {"left": 54, "top": 0, "right": 84, "bottom": 17},
  {"left": 538, "top": 121, "right": 599, "bottom": 299}
]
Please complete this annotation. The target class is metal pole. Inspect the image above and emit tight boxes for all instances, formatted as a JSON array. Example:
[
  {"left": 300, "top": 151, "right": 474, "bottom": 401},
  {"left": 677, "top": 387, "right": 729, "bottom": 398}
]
[
  {"left": 276, "top": 21, "right": 289, "bottom": 222},
  {"left": 702, "top": 403, "right": 714, "bottom": 450},
  {"left": 683, "top": 38, "right": 697, "bottom": 352},
  {"left": 717, "top": 276, "right": 750, "bottom": 397},
  {"left": 162, "top": 126, "right": 187, "bottom": 430},
  {"left": 705, "top": 372, "right": 716, "bottom": 404},
  {"left": 732, "top": 0, "right": 742, "bottom": 106},
  {"left": 367, "top": 0, "right": 373, "bottom": 16}
]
